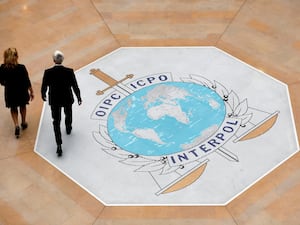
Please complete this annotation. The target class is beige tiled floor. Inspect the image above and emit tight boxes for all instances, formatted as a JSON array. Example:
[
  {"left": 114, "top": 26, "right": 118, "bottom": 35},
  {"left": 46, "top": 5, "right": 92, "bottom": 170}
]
[{"left": 0, "top": 0, "right": 299, "bottom": 224}]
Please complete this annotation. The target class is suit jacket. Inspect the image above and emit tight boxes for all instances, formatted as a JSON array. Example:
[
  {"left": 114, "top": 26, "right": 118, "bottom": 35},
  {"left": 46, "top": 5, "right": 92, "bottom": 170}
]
[{"left": 41, "top": 65, "right": 81, "bottom": 106}]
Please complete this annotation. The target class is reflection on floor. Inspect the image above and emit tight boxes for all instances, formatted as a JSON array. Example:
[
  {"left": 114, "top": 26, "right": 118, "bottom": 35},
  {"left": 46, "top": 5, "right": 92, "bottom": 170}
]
[{"left": 1, "top": 0, "right": 300, "bottom": 224}]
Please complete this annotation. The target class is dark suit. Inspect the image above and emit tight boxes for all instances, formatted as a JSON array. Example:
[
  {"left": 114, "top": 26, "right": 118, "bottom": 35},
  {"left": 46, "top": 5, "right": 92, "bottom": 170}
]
[{"left": 41, "top": 65, "right": 81, "bottom": 145}]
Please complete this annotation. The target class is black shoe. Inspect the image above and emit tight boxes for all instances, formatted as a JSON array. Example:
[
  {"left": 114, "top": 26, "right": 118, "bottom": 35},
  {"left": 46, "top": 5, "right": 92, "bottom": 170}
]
[
  {"left": 21, "top": 122, "right": 28, "bottom": 130},
  {"left": 15, "top": 126, "right": 20, "bottom": 138},
  {"left": 56, "top": 145, "right": 63, "bottom": 157},
  {"left": 66, "top": 126, "right": 72, "bottom": 135}
]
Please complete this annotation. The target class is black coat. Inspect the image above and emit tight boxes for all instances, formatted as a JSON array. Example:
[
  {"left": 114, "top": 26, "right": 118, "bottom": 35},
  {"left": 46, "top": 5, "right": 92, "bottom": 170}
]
[
  {"left": 41, "top": 65, "right": 81, "bottom": 106},
  {"left": 0, "top": 64, "right": 31, "bottom": 108}
]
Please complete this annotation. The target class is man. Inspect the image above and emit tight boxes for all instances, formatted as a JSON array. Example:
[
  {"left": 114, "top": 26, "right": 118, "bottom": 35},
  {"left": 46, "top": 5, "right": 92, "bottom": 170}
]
[{"left": 41, "top": 50, "right": 82, "bottom": 157}]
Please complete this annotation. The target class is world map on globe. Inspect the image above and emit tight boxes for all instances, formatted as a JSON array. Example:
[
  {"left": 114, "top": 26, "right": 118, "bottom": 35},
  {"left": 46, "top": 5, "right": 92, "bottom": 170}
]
[{"left": 107, "top": 82, "right": 226, "bottom": 156}]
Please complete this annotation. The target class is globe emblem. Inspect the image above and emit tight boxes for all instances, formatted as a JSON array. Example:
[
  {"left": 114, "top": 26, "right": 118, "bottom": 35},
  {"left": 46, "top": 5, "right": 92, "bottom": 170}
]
[{"left": 107, "top": 82, "right": 226, "bottom": 156}]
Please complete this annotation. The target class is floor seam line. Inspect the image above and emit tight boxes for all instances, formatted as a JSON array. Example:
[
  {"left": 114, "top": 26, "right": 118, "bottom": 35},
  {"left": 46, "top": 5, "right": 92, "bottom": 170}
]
[
  {"left": 90, "top": 0, "right": 122, "bottom": 48},
  {"left": 216, "top": 0, "right": 248, "bottom": 46}
]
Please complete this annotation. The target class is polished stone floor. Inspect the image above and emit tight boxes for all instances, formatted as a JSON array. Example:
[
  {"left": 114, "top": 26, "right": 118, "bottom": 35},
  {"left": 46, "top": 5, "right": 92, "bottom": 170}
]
[{"left": 0, "top": 1, "right": 300, "bottom": 224}]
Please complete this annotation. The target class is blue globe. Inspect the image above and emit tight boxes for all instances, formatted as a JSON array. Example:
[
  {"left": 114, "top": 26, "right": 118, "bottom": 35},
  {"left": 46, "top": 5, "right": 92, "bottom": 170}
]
[{"left": 107, "top": 82, "right": 226, "bottom": 156}]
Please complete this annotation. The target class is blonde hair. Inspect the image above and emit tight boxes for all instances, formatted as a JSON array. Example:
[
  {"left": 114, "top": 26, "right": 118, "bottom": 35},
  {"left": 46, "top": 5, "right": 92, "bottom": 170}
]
[{"left": 3, "top": 48, "right": 18, "bottom": 68}]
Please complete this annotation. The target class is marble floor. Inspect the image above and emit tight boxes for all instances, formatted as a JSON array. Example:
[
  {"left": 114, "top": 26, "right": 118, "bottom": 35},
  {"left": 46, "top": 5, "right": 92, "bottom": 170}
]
[{"left": 0, "top": 0, "right": 300, "bottom": 224}]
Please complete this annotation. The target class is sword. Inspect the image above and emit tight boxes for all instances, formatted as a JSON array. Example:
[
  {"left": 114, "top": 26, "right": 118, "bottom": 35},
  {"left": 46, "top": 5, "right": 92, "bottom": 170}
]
[{"left": 90, "top": 69, "right": 134, "bottom": 95}]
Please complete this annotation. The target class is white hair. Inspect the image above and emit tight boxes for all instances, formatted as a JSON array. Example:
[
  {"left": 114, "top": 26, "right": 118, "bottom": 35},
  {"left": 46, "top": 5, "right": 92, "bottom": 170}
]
[{"left": 53, "top": 50, "right": 64, "bottom": 64}]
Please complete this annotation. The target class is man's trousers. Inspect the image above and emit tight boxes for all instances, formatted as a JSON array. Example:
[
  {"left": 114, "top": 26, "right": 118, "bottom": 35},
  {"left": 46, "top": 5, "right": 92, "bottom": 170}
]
[{"left": 50, "top": 104, "right": 72, "bottom": 145}]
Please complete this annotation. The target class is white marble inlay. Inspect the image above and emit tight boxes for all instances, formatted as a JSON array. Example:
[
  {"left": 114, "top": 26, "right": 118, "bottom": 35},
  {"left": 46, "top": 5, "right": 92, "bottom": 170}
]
[{"left": 34, "top": 47, "right": 299, "bottom": 205}]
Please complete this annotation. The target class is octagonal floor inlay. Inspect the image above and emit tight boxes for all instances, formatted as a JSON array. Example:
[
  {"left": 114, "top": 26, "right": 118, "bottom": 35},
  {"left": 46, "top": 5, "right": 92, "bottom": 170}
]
[{"left": 35, "top": 47, "right": 299, "bottom": 205}]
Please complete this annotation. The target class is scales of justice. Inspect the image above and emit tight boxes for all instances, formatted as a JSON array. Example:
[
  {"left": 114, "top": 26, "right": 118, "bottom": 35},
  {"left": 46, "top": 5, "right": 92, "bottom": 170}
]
[{"left": 90, "top": 68, "right": 279, "bottom": 195}]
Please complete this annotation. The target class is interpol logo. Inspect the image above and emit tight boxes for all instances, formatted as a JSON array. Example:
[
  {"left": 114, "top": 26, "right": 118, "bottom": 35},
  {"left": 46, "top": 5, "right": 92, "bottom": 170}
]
[
  {"left": 90, "top": 69, "right": 279, "bottom": 195},
  {"left": 35, "top": 47, "right": 298, "bottom": 205}
]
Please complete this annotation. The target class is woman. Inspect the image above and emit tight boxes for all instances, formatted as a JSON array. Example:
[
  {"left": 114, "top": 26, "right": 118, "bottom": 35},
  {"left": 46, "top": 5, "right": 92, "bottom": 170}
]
[{"left": 0, "top": 48, "right": 34, "bottom": 138}]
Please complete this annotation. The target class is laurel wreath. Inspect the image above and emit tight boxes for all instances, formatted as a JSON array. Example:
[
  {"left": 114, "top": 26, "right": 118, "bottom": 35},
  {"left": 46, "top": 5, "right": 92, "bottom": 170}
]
[{"left": 94, "top": 74, "right": 252, "bottom": 174}]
